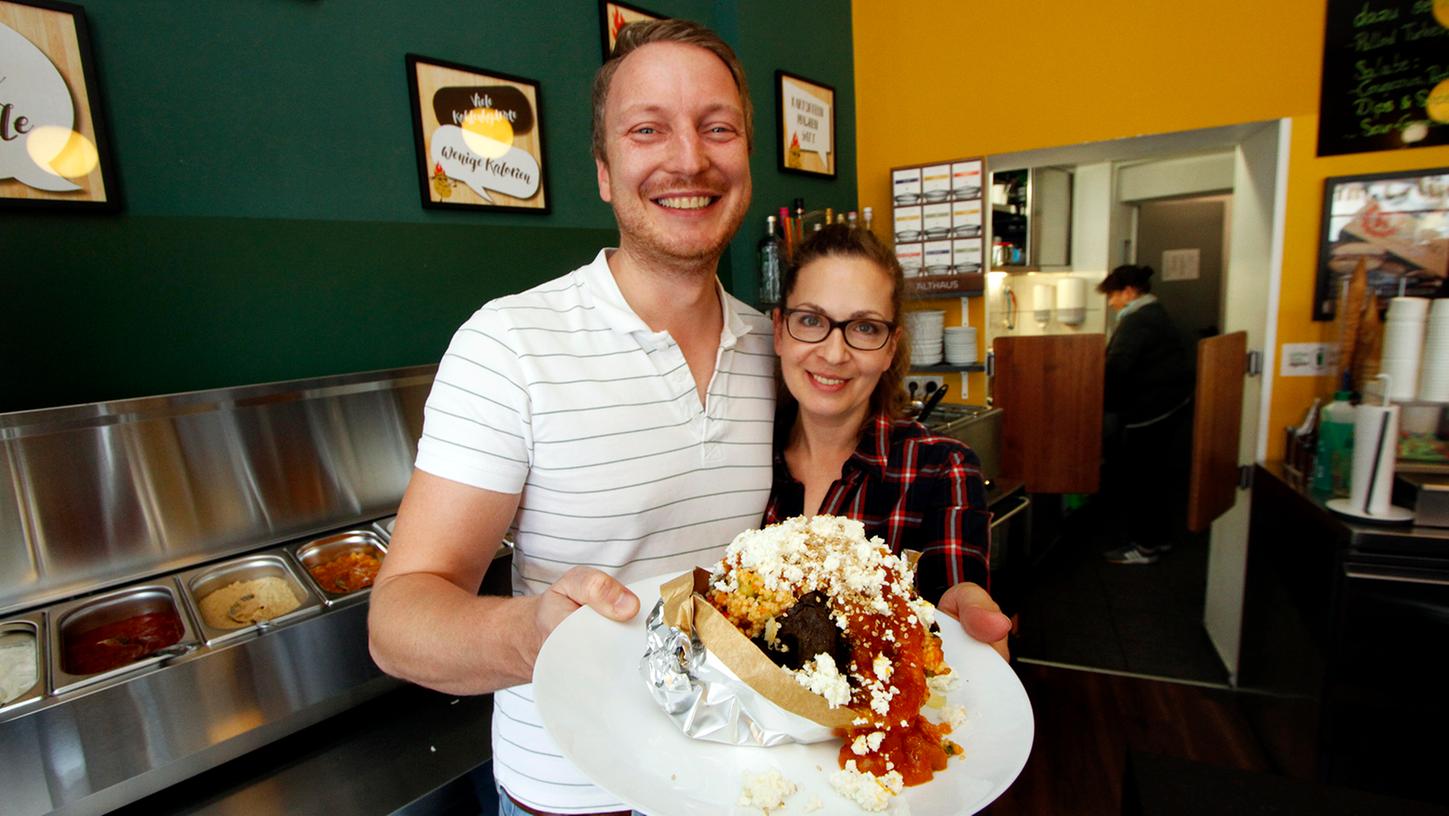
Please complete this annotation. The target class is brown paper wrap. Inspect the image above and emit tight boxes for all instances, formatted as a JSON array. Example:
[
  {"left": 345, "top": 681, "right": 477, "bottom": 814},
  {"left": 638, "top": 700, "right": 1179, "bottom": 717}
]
[{"left": 660, "top": 569, "right": 857, "bottom": 729}]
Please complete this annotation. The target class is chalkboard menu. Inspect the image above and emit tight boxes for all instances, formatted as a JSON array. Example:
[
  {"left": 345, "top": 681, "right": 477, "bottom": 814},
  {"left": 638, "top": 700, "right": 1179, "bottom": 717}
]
[{"left": 1317, "top": 0, "right": 1449, "bottom": 156}]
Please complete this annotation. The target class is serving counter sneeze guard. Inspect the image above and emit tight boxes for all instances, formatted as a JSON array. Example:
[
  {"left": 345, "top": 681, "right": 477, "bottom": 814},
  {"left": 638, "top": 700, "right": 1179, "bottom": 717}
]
[{"left": 0, "top": 367, "right": 437, "bottom": 816}]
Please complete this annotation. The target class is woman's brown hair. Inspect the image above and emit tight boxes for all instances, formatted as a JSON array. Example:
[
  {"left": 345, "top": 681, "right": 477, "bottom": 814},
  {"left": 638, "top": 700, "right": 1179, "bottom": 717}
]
[{"left": 778, "top": 224, "right": 912, "bottom": 425}]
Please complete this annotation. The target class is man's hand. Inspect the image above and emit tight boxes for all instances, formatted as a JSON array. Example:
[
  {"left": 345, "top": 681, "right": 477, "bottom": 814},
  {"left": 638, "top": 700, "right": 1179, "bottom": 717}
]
[
  {"left": 535, "top": 566, "right": 641, "bottom": 637},
  {"left": 938, "top": 581, "right": 1011, "bottom": 662}
]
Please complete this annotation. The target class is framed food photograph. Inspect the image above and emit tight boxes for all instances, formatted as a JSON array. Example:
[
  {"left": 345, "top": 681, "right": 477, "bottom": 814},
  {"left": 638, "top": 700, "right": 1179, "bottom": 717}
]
[
  {"left": 776, "top": 70, "right": 835, "bottom": 179},
  {"left": 405, "top": 54, "right": 550, "bottom": 214},
  {"left": 0, "top": 0, "right": 119, "bottom": 211},
  {"left": 599, "top": 1, "right": 663, "bottom": 60},
  {"left": 1314, "top": 168, "right": 1449, "bottom": 320}
]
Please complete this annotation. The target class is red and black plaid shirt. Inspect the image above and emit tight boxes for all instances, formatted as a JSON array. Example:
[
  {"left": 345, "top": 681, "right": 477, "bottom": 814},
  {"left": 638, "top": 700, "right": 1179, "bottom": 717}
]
[{"left": 763, "top": 413, "right": 991, "bottom": 603}]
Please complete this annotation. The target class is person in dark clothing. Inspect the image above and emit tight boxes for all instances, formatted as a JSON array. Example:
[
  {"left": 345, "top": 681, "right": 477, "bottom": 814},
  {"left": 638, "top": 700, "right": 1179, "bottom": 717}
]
[{"left": 1097, "top": 265, "right": 1196, "bottom": 565}]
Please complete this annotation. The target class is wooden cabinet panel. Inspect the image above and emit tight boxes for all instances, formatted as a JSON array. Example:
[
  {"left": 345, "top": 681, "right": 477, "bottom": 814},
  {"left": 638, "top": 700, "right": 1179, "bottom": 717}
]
[
  {"left": 993, "top": 334, "right": 1104, "bottom": 493},
  {"left": 1187, "top": 331, "right": 1246, "bottom": 532}
]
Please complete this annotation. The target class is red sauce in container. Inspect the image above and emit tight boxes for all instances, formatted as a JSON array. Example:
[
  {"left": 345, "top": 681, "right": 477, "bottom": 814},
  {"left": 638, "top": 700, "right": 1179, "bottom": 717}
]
[{"left": 64, "top": 610, "right": 185, "bottom": 675}]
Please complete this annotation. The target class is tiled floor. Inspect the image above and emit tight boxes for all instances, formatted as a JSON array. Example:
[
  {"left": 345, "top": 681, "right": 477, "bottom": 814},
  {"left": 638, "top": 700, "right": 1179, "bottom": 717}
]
[{"left": 1012, "top": 499, "right": 1230, "bottom": 685}]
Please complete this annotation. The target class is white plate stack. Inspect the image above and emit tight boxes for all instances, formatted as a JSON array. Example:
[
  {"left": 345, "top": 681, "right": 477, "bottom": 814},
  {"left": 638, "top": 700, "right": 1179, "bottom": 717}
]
[
  {"left": 906, "top": 310, "right": 945, "bottom": 365},
  {"left": 1380, "top": 297, "right": 1429, "bottom": 401},
  {"left": 1418, "top": 298, "right": 1449, "bottom": 402},
  {"left": 944, "top": 326, "right": 978, "bottom": 365}
]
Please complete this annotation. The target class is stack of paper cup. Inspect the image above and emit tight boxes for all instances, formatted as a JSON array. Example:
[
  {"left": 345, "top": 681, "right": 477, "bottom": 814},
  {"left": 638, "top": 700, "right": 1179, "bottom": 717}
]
[
  {"left": 1417, "top": 298, "right": 1449, "bottom": 402},
  {"left": 944, "top": 326, "right": 978, "bottom": 365},
  {"left": 1380, "top": 297, "right": 1429, "bottom": 400},
  {"left": 906, "top": 310, "right": 945, "bottom": 365}
]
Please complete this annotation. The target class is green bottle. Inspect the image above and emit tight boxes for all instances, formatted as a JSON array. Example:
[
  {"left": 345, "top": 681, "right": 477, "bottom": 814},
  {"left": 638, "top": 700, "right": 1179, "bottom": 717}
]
[{"left": 1311, "top": 389, "right": 1355, "bottom": 497}]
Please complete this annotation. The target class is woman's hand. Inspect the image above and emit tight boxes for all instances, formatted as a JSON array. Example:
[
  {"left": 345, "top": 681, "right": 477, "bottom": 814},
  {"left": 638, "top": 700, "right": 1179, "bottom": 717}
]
[{"left": 938, "top": 581, "right": 1011, "bottom": 662}]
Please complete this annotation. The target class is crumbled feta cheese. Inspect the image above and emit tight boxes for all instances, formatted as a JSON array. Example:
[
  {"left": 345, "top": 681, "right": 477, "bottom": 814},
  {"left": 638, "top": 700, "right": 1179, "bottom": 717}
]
[
  {"left": 829, "top": 760, "right": 903, "bottom": 812},
  {"left": 803, "top": 796, "right": 823, "bottom": 812},
  {"left": 793, "top": 652, "right": 852, "bottom": 707},
  {"left": 847, "top": 730, "right": 888, "bottom": 756},
  {"left": 945, "top": 704, "right": 968, "bottom": 730},
  {"left": 927, "top": 668, "right": 959, "bottom": 694},
  {"left": 873, "top": 654, "right": 893, "bottom": 682},
  {"left": 868, "top": 681, "right": 898, "bottom": 715},
  {"left": 738, "top": 769, "right": 796, "bottom": 812}
]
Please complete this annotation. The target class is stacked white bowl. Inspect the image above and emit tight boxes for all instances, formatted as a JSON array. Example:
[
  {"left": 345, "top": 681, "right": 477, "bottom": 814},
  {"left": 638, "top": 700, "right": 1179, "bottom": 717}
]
[
  {"left": 906, "top": 310, "right": 945, "bottom": 365},
  {"left": 1380, "top": 297, "right": 1429, "bottom": 401},
  {"left": 943, "top": 326, "right": 977, "bottom": 365},
  {"left": 1418, "top": 298, "right": 1449, "bottom": 402}
]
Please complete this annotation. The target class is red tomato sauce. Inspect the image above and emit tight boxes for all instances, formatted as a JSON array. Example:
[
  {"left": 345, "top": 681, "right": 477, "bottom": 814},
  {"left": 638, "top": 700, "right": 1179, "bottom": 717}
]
[
  {"left": 64, "top": 610, "right": 185, "bottom": 675},
  {"left": 834, "top": 590, "right": 958, "bottom": 786}
]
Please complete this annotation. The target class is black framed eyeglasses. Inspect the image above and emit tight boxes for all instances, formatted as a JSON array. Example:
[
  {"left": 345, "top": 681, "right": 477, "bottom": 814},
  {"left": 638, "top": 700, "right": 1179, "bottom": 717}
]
[{"left": 781, "top": 308, "right": 896, "bottom": 351}]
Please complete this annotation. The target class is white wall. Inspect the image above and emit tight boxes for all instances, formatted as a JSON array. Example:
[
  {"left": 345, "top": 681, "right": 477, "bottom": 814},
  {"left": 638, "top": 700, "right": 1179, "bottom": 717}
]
[{"left": 1118, "top": 152, "right": 1235, "bottom": 202}]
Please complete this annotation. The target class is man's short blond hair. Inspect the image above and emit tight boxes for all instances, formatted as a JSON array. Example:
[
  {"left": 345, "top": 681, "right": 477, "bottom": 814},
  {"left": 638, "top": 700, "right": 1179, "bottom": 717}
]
[{"left": 591, "top": 18, "right": 754, "bottom": 162}]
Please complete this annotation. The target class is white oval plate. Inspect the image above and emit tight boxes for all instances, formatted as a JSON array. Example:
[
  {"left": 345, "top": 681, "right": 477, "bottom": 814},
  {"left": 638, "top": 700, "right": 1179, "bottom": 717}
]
[{"left": 533, "top": 574, "right": 1033, "bottom": 815}]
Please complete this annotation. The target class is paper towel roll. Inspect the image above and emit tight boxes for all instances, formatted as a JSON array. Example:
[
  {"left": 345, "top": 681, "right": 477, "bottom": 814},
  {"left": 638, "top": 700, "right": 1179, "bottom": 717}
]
[{"left": 1348, "top": 403, "right": 1399, "bottom": 516}]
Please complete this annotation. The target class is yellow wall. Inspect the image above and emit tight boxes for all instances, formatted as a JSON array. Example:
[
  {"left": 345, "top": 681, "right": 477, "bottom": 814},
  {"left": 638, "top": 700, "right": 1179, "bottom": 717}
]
[{"left": 854, "top": 0, "right": 1449, "bottom": 458}]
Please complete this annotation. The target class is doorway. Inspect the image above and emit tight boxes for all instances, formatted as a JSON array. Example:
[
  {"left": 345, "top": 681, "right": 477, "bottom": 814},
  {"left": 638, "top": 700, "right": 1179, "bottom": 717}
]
[
  {"left": 1133, "top": 194, "right": 1230, "bottom": 346},
  {"left": 992, "top": 121, "right": 1286, "bottom": 686}
]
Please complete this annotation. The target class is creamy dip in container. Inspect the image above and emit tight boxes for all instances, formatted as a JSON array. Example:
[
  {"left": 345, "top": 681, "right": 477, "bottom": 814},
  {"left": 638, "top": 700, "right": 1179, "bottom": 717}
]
[{"left": 0, "top": 631, "right": 39, "bottom": 703}]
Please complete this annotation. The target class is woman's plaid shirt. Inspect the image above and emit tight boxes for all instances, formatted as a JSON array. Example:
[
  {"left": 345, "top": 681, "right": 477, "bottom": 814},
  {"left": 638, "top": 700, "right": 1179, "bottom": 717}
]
[{"left": 763, "top": 412, "right": 991, "bottom": 603}]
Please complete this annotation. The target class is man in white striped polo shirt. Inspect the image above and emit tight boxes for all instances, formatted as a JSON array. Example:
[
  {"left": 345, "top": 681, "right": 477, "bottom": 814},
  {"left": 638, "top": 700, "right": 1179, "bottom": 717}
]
[{"left": 370, "top": 20, "right": 771, "bottom": 816}]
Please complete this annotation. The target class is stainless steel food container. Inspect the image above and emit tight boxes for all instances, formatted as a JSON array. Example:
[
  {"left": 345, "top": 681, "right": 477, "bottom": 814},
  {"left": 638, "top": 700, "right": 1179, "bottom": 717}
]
[
  {"left": 371, "top": 515, "right": 398, "bottom": 543},
  {"left": 47, "top": 582, "right": 199, "bottom": 695},
  {"left": 178, "top": 552, "right": 323, "bottom": 646},
  {"left": 292, "top": 530, "right": 388, "bottom": 606},
  {"left": 0, "top": 611, "right": 45, "bottom": 714}
]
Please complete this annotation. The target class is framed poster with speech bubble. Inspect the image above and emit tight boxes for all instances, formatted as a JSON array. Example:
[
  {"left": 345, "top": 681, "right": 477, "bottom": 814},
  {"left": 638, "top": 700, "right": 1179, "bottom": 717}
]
[
  {"left": 0, "top": 0, "right": 118, "bottom": 211},
  {"left": 406, "top": 54, "right": 549, "bottom": 214},
  {"left": 599, "top": 1, "right": 663, "bottom": 60},
  {"left": 776, "top": 71, "right": 835, "bottom": 179}
]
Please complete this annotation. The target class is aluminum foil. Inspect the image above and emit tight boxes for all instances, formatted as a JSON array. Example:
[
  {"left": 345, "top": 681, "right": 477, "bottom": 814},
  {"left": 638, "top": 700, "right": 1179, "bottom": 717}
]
[{"left": 640, "top": 598, "right": 838, "bottom": 747}]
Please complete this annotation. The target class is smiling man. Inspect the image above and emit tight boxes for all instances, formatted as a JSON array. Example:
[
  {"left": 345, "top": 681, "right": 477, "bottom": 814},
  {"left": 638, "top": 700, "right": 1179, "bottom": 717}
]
[{"left": 368, "top": 20, "right": 777, "bottom": 816}]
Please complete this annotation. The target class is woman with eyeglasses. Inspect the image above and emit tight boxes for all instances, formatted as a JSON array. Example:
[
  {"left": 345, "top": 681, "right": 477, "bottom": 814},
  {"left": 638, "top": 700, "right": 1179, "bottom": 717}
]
[{"left": 765, "top": 224, "right": 1010, "bottom": 659}]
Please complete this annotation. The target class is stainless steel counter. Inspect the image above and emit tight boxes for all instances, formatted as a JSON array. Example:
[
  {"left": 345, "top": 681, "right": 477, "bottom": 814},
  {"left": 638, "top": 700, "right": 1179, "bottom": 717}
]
[{"left": 0, "top": 368, "right": 445, "bottom": 815}]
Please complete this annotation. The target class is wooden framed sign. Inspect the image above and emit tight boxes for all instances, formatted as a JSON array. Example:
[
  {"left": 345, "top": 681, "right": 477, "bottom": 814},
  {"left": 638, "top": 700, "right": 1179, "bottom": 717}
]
[
  {"left": 406, "top": 54, "right": 550, "bottom": 214},
  {"left": 599, "top": 1, "right": 663, "bottom": 60},
  {"left": 0, "top": 0, "right": 118, "bottom": 210},
  {"left": 776, "top": 70, "right": 836, "bottom": 178}
]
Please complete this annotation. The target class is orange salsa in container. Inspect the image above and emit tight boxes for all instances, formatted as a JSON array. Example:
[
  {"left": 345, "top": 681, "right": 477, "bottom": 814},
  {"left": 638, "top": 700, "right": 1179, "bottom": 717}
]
[{"left": 306, "top": 550, "right": 382, "bottom": 595}]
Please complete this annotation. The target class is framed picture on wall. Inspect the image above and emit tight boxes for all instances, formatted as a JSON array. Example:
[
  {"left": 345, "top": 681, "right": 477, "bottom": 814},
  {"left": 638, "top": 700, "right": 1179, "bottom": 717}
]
[
  {"left": 599, "top": 1, "right": 664, "bottom": 60},
  {"left": 406, "top": 55, "right": 549, "bottom": 213},
  {"left": 776, "top": 71, "right": 835, "bottom": 179},
  {"left": 0, "top": 0, "right": 119, "bottom": 211},
  {"left": 1314, "top": 168, "right": 1449, "bottom": 320}
]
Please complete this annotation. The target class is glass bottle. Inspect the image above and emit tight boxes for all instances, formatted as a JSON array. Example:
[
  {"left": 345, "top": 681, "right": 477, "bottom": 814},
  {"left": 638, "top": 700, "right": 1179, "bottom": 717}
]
[{"left": 758, "top": 215, "right": 782, "bottom": 307}]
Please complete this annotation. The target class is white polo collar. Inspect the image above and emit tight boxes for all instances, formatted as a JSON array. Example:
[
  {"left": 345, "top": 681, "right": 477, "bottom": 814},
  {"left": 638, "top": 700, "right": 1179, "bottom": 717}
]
[{"left": 577, "top": 248, "right": 753, "bottom": 349}]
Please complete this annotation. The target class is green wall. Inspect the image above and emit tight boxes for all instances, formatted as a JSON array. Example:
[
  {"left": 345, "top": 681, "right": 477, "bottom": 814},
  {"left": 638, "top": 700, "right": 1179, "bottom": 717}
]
[{"left": 2, "top": 0, "right": 855, "bottom": 412}]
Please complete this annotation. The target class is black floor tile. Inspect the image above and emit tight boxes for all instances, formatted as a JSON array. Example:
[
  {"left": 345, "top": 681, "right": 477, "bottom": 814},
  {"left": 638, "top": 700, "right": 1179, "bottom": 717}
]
[{"left": 1013, "top": 502, "right": 1227, "bottom": 684}]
